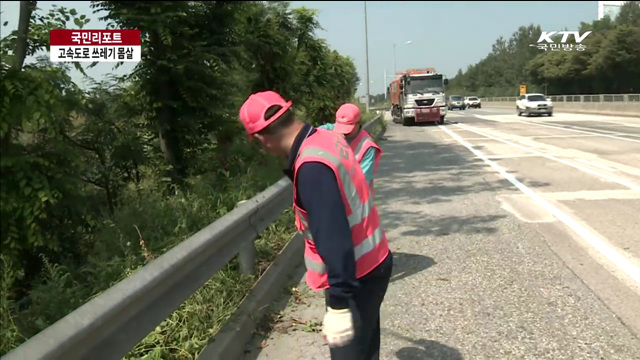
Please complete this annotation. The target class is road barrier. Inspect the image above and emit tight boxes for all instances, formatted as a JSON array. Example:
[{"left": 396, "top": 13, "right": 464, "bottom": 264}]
[
  {"left": 480, "top": 93, "right": 640, "bottom": 117},
  {"left": 1, "top": 116, "right": 386, "bottom": 360}
]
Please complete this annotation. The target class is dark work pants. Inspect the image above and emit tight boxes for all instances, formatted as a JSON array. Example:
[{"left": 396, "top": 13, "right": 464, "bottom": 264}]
[{"left": 324, "top": 251, "right": 393, "bottom": 360}]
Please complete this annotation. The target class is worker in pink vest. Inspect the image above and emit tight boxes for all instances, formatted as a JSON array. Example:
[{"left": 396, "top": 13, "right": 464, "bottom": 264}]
[
  {"left": 239, "top": 91, "right": 393, "bottom": 360},
  {"left": 319, "top": 103, "right": 382, "bottom": 193}
]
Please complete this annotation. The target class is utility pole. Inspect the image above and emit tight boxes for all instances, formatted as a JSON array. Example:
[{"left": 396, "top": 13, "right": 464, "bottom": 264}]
[
  {"left": 384, "top": 68, "right": 387, "bottom": 99},
  {"left": 364, "top": 1, "right": 371, "bottom": 114}
]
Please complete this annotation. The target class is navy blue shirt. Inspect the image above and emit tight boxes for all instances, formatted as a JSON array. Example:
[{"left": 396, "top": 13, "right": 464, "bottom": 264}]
[{"left": 283, "top": 124, "right": 358, "bottom": 310}]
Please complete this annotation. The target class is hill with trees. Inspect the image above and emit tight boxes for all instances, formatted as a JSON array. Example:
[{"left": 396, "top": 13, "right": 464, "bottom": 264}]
[
  {"left": 0, "top": 1, "right": 361, "bottom": 357},
  {"left": 447, "top": 1, "right": 640, "bottom": 97}
]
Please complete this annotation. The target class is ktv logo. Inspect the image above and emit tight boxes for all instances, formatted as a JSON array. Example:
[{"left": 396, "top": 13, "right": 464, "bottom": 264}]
[
  {"left": 537, "top": 31, "right": 592, "bottom": 44},
  {"left": 531, "top": 31, "right": 592, "bottom": 52}
]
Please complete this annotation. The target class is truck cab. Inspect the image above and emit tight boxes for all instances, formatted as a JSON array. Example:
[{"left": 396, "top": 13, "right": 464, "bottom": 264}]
[{"left": 389, "top": 68, "right": 449, "bottom": 126}]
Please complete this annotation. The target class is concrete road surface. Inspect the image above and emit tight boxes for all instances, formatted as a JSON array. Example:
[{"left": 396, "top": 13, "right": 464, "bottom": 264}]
[{"left": 243, "top": 108, "right": 640, "bottom": 360}]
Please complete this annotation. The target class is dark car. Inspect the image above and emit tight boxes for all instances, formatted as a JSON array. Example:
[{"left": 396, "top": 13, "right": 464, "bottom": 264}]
[{"left": 448, "top": 95, "right": 466, "bottom": 110}]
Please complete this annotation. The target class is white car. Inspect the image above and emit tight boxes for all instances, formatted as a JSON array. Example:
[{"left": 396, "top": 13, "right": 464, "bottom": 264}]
[
  {"left": 516, "top": 93, "right": 553, "bottom": 117},
  {"left": 464, "top": 96, "right": 481, "bottom": 109}
]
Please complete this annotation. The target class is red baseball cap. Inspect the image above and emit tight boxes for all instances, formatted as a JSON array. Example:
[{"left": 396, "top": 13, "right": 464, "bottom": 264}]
[
  {"left": 334, "top": 103, "right": 361, "bottom": 134},
  {"left": 239, "top": 91, "right": 293, "bottom": 137}
]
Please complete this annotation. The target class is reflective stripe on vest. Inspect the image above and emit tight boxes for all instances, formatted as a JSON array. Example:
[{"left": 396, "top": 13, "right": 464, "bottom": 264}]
[{"left": 294, "top": 206, "right": 384, "bottom": 274}]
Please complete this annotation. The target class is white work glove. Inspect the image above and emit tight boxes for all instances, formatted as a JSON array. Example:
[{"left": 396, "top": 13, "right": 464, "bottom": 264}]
[{"left": 322, "top": 307, "right": 354, "bottom": 347}]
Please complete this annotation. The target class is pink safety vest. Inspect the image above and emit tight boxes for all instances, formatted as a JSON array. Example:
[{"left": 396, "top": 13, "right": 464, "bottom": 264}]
[
  {"left": 350, "top": 129, "right": 382, "bottom": 174},
  {"left": 349, "top": 129, "right": 382, "bottom": 191},
  {"left": 292, "top": 128, "right": 389, "bottom": 291}
]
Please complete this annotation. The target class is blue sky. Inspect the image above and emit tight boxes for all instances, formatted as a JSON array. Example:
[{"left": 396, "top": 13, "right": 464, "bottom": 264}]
[{"left": 1, "top": 1, "right": 598, "bottom": 96}]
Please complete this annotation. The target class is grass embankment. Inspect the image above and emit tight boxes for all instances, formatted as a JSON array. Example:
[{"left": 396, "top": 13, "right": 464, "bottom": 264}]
[{"left": 1, "top": 154, "right": 297, "bottom": 359}]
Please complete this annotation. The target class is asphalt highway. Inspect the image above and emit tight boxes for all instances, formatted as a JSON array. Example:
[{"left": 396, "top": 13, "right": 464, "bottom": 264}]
[{"left": 243, "top": 108, "right": 640, "bottom": 360}]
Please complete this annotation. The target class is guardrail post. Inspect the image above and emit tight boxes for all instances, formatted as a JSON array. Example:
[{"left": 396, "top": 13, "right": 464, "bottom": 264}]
[
  {"left": 238, "top": 242, "right": 256, "bottom": 276},
  {"left": 235, "top": 200, "right": 256, "bottom": 276}
]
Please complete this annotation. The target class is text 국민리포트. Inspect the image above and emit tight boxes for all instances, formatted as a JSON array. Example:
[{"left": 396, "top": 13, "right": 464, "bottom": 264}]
[{"left": 49, "top": 29, "right": 141, "bottom": 63}]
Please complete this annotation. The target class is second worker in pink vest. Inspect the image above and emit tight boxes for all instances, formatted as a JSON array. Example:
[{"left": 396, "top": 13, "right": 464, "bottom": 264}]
[
  {"left": 319, "top": 103, "right": 383, "bottom": 194},
  {"left": 239, "top": 91, "right": 393, "bottom": 360}
]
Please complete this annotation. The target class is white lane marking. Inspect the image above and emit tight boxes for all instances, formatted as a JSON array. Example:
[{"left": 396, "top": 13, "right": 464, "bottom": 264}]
[
  {"left": 454, "top": 124, "right": 640, "bottom": 192},
  {"left": 518, "top": 120, "right": 640, "bottom": 143},
  {"left": 527, "top": 134, "right": 598, "bottom": 139},
  {"left": 460, "top": 137, "right": 496, "bottom": 141},
  {"left": 439, "top": 125, "right": 640, "bottom": 287},
  {"left": 542, "top": 189, "right": 640, "bottom": 201},
  {"left": 573, "top": 158, "right": 617, "bottom": 172},
  {"left": 474, "top": 115, "right": 518, "bottom": 123},
  {"left": 486, "top": 154, "right": 541, "bottom": 159},
  {"left": 531, "top": 135, "right": 600, "bottom": 139},
  {"left": 441, "top": 137, "right": 496, "bottom": 143},
  {"left": 553, "top": 123, "right": 640, "bottom": 136}
]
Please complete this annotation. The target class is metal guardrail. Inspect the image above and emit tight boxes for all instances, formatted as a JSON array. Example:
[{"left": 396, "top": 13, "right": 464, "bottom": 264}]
[
  {"left": 481, "top": 93, "right": 640, "bottom": 103},
  {"left": 2, "top": 115, "right": 384, "bottom": 360}
]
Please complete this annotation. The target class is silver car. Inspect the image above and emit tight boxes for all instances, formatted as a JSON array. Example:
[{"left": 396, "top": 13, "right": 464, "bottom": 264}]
[{"left": 447, "top": 95, "right": 466, "bottom": 110}]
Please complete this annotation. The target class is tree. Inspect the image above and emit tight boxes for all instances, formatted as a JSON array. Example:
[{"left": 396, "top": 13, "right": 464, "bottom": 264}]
[
  {"left": 1, "top": 1, "right": 361, "bottom": 356},
  {"left": 1, "top": 2, "right": 93, "bottom": 286},
  {"left": 449, "top": 1, "right": 640, "bottom": 96},
  {"left": 617, "top": 1, "right": 640, "bottom": 27},
  {"left": 91, "top": 1, "right": 245, "bottom": 183}
]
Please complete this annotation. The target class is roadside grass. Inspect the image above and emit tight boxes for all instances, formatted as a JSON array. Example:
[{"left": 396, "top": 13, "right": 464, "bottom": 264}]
[{"left": 0, "top": 153, "right": 297, "bottom": 359}]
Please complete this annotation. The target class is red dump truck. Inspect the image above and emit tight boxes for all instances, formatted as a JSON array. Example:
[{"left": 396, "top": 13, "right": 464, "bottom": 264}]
[{"left": 388, "top": 68, "right": 449, "bottom": 126}]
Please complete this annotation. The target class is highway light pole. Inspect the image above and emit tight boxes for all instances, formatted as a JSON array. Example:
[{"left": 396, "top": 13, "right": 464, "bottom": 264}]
[
  {"left": 364, "top": 1, "right": 371, "bottom": 114},
  {"left": 384, "top": 68, "right": 387, "bottom": 99},
  {"left": 393, "top": 40, "right": 413, "bottom": 74}
]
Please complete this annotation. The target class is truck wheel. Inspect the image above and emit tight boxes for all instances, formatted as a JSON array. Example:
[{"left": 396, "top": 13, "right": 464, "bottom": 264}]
[
  {"left": 392, "top": 107, "right": 400, "bottom": 123},
  {"left": 516, "top": 107, "right": 521, "bottom": 116},
  {"left": 402, "top": 115, "right": 414, "bottom": 126},
  {"left": 438, "top": 116, "right": 445, "bottom": 125}
]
